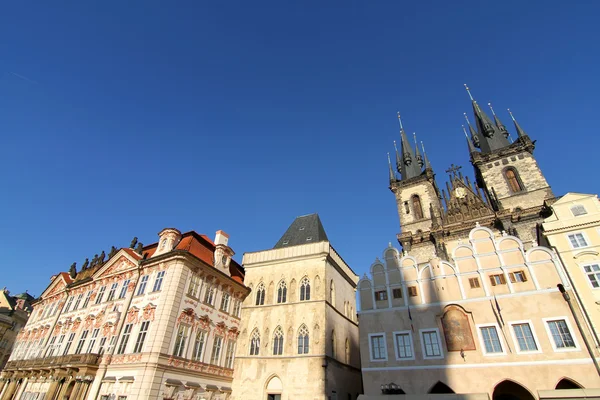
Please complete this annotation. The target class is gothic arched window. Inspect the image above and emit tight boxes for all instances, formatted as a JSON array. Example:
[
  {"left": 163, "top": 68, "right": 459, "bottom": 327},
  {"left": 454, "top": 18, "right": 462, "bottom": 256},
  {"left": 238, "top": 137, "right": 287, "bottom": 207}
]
[
  {"left": 277, "top": 281, "right": 287, "bottom": 304},
  {"left": 504, "top": 168, "right": 523, "bottom": 193},
  {"left": 412, "top": 195, "right": 424, "bottom": 219},
  {"left": 273, "top": 326, "right": 284, "bottom": 355},
  {"left": 255, "top": 283, "right": 265, "bottom": 306},
  {"left": 249, "top": 329, "right": 260, "bottom": 355},
  {"left": 300, "top": 277, "right": 310, "bottom": 301},
  {"left": 297, "top": 325, "right": 309, "bottom": 354}
]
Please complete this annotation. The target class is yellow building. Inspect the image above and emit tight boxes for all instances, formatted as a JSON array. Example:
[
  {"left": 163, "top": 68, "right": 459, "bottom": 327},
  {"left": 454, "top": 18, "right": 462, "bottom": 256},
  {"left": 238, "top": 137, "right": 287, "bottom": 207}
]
[
  {"left": 0, "top": 289, "right": 33, "bottom": 368},
  {"left": 542, "top": 193, "right": 600, "bottom": 346}
]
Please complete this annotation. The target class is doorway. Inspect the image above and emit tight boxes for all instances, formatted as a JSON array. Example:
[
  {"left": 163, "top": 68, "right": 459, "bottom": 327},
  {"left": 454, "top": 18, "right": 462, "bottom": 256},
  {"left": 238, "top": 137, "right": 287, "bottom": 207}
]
[{"left": 267, "top": 395, "right": 281, "bottom": 400}]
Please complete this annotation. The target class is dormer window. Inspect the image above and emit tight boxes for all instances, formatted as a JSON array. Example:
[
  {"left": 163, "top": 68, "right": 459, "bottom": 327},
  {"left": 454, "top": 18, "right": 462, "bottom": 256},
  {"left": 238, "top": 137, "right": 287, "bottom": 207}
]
[
  {"left": 282, "top": 240, "right": 289, "bottom": 245},
  {"left": 160, "top": 239, "right": 167, "bottom": 250},
  {"left": 299, "top": 227, "right": 305, "bottom": 231},
  {"left": 306, "top": 237, "right": 312, "bottom": 241},
  {"left": 571, "top": 205, "right": 587, "bottom": 217}
]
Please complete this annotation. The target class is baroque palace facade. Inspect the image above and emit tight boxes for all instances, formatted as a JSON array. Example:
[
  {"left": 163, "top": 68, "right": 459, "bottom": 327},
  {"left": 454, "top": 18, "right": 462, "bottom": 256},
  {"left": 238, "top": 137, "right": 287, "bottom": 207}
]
[
  {"left": 358, "top": 87, "right": 600, "bottom": 399},
  {"left": 0, "top": 228, "right": 249, "bottom": 400}
]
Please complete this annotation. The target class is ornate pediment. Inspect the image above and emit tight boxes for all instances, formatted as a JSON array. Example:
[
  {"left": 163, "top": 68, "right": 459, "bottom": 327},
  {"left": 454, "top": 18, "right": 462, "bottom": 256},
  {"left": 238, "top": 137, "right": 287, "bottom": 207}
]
[
  {"left": 442, "top": 176, "right": 493, "bottom": 225},
  {"left": 93, "top": 251, "right": 138, "bottom": 280}
]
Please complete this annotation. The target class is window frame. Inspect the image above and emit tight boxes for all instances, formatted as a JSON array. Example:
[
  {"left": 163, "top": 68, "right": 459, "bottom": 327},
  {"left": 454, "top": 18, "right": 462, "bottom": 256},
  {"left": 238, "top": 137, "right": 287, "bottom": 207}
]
[
  {"left": 476, "top": 323, "right": 506, "bottom": 356},
  {"left": 136, "top": 275, "right": 149, "bottom": 296},
  {"left": 419, "top": 328, "right": 444, "bottom": 360},
  {"left": 210, "top": 335, "right": 224, "bottom": 365},
  {"left": 571, "top": 204, "right": 587, "bottom": 217},
  {"left": 368, "top": 333, "right": 387, "bottom": 362},
  {"left": 82, "top": 291, "right": 93, "bottom": 309},
  {"left": 118, "top": 279, "right": 130, "bottom": 299},
  {"left": 508, "top": 320, "right": 542, "bottom": 355},
  {"left": 581, "top": 263, "right": 600, "bottom": 290},
  {"left": 173, "top": 324, "right": 190, "bottom": 358},
  {"left": 106, "top": 282, "right": 119, "bottom": 302},
  {"left": 299, "top": 277, "right": 311, "bottom": 301},
  {"left": 152, "top": 271, "right": 166, "bottom": 292},
  {"left": 375, "top": 290, "right": 388, "bottom": 301},
  {"left": 542, "top": 317, "right": 580, "bottom": 352},
  {"left": 220, "top": 292, "right": 231, "bottom": 313},
  {"left": 95, "top": 286, "right": 106, "bottom": 305},
  {"left": 468, "top": 277, "right": 480, "bottom": 289},
  {"left": 504, "top": 167, "right": 524, "bottom": 194},
  {"left": 133, "top": 321, "right": 150, "bottom": 353},
  {"left": 191, "top": 329, "right": 207, "bottom": 361},
  {"left": 249, "top": 329, "right": 260, "bottom": 356},
  {"left": 117, "top": 323, "right": 133, "bottom": 355},
  {"left": 392, "top": 288, "right": 403, "bottom": 299},
  {"left": 566, "top": 232, "right": 589, "bottom": 250},
  {"left": 408, "top": 286, "right": 418, "bottom": 297},
  {"left": 489, "top": 274, "right": 506, "bottom": 286},
  {"left": 392, "top": 330, "right": 415, "bottom": 361}
]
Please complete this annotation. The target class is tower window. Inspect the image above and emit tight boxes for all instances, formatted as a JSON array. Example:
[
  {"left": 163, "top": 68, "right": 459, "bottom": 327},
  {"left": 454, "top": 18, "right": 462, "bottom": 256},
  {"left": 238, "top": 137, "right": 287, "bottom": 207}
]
[
  {"left": 404, "top": 201, "right": 410, "bottom": 214},
  {"left": 504, "top": 168, "right": 523, "bottom": 193},
  {"left": 412, "top": 195, "right": 423, "bottom": 219}
]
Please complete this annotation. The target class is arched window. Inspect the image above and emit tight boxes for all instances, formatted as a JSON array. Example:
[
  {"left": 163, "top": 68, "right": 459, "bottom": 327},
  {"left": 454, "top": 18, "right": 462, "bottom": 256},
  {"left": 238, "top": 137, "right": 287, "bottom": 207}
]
[
  {"left": 277, "top": 281, "right": 287, "bottom": 304},
  {"left": 330, "top": 280, "right": 336, "bottom": 307},
  {"left": 273, "top": 326, "right": 284, "bottom": 355},
  {"left": 255, "top": 283, "right": 265, "bottom": 306},
  {"left": 505, "top": 168, "right": 523, "bottom": 193},
  {"left": 331, "top": 330, "right": 336, "bottom": 359},
  {"left": 345, "top": 338, "right": 350, "bottom": 364},
  {"left": 249, "top": 329, "right": 260, "bottom": 355},
  {"left": 412, "top": 195, "right": 424, "bottom": 219},
  {"left": 297, "top": 325, "right": 309, "bottom": 354},
  {"left": 300, "top": 277, "right": 311, "bottom": 301}
]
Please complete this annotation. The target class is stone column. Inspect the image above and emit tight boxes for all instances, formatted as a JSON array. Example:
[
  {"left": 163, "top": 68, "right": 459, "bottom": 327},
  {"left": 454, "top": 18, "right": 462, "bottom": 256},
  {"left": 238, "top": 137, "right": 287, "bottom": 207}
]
[
  {"left": 45, "top": 380, "right": 61, "bottom": 400},
  {"left": 68, "top": 381, "right": 82, "bottom": 400},
  {"left": 0, "top": 380, "right": 17, "bottom": 400},
  {"left": 13, "top": 378, "right": 28, "bottom": 400}
]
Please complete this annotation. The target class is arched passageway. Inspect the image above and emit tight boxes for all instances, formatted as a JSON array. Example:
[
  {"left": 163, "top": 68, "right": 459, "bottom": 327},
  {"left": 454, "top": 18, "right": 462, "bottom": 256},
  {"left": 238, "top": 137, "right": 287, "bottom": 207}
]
[
  {"left": 429, "top": 381, "right": 455, "bottom": 394},
  {"left": 493, "top": 380, "right": 535, "bottom": 400},
  {"left": 556, "top": 378, "right": 583, "bottom": 390}
]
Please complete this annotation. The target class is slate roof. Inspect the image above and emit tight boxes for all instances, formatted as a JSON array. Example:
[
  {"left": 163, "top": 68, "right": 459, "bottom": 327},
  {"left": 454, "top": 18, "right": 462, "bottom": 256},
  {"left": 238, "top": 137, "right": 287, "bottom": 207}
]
[{"left": 274, "top": 214, "right": 329, "bottom": 249}]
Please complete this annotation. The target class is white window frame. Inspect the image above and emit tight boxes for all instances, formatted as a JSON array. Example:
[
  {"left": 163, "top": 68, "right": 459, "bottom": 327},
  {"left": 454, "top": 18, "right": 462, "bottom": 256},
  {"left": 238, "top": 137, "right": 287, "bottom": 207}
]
[
  {"left": 571, "top": 204, "right": 587, "bottom": 217},
  {"left": 508, "top": 320, "right": 542, "bottom": 355},
  {"left": 581, "top": 262, "right": 600, "bottom": 290},
  {"left": 476, "top": 323, "right": 506, "bottom": 356},
  {"left": 566, "top": 232, "right": 589, "bottom": 250},
  {"left": 419, "top": 328, "right": 444, "bottom": 360},
  {"left": 542, "top": 317, "right": 580, "bottom": 352},
  {"left": 368, "top": 333, "right": 387, "bottom": 362},
  {"left": 392, "top": 330, "right": 415, "bottom": 361}
]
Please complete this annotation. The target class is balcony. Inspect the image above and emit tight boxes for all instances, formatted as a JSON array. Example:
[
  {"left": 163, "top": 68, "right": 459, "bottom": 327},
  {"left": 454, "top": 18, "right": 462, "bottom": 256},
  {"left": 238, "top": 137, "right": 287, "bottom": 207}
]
[{"left": 4, "top": 353, "right": 101, "bottom": 371}]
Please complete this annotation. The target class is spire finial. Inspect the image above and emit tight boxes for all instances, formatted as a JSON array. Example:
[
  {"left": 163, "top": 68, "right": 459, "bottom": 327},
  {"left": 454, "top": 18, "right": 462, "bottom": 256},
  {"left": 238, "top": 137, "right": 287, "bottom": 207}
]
[
  {"left": 488, "top": 102, "right": 496, "bottom": 116},
  {"left": 413, "top": 132, "right": 418, "bottom": 147},
  {"left": 464, "top": 84, "right": 474, "bottom": 101},
  {"left": 508, "top": 108, "right": 516, "bottom": 121},
  {"left": 507, "top": 108, "right": 527, "bottom": 138},
  {"left": 397, "top": 111, "right": 404, "bottom": 130},
  {"left": 387, "top": 152, "right": 392, "bottom": 164},
  {"left": 393, "top": 140, "right": 398, "bottom": 152},
  {"left": 463, "top": 112, "right": 471, "bottom": 125},
  {"left": 462, "top": 125, "right": 469, "bottom": 139},
  {"left": 421, "top": 141, "right": 432, "bottom": 170}
]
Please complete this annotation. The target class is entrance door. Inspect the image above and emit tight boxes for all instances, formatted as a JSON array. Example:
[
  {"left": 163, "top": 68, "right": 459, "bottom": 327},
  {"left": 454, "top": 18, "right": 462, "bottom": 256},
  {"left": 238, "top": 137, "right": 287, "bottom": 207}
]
[{"left": 267, "top": 395, "right": 281, "bottom": 400}]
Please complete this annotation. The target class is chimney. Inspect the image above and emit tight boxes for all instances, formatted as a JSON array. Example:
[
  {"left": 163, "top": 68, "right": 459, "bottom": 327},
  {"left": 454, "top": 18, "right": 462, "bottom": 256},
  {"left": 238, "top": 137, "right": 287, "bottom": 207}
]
[{"left": 215, "top": 230, "right": 230, "bottom": 246}]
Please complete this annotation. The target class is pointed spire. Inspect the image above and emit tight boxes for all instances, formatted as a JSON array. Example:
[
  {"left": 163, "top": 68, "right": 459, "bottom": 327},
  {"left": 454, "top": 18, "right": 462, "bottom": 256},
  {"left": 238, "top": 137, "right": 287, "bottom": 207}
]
[
  {"left": 488, "top": 102, "right": 509, "bottom": 139},
  {"left": 464, "top": 84, "right": 474, "bottom": 101},
  {"left": 413, "top": 133, "right": 424, "bottom": 169},
  {"left": 464, "top": 113, "right": 480, "bottom": 148},
  {"left": 397, "top": 112, "right": 421, "bottom": 180},
  {"left": 387, "top": 153, "right": 396, "bottom": 184},
  {"left": 463, "top": 125, "right": 477, "bottom": 153},
  {"left": 421, "top": 141, "right": 432, "bottom": 170},
  {"left": 393, "top": 140, "right": 402, "bottom": 173},
  {"left": 464, "top": 84, "right": 511, "bottom": 152},
  {"left": 508, "top": 109, "right": 527, "bottom": 138}
]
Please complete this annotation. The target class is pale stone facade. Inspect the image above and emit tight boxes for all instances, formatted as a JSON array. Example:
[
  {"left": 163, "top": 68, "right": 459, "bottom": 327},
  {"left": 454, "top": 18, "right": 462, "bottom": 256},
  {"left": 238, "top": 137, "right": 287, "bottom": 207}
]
[
  {"left": 358, "top": 226, "right": 600, "bottom": 398},
  {"left": 231, "top": 215, "right": 362, "bottom": 400},
  {"left": 542, "top": 193, "right": 600, "bottom": 344},
  {"left": 0, "top": 228, "right": 249, "bottom": 400},
  {"left": 0, "top": 290, "right": 32, "bottom": 369}
]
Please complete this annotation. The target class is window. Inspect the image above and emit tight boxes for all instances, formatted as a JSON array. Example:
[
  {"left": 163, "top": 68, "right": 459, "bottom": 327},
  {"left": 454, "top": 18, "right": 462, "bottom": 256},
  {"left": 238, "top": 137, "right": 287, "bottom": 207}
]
[
  {"left": 173, "top": 325, "right": 189, "bottom": 357},
  {"left": 118, "top": 280, "right": 130, "bottom": 299},
  {"left": 224, "top": 340, "right": 236, "bottom": 369},
  {"left": 117, "top": 324, "right": 133, "bottom": 354},
  {"left": 490, "top": 274, "right": 506, "bottom": 286},
  {"left": 300, "top": 277, "right": 311, "bottom": 301},
  {"left": 394, "top": 331, "right": 413, "bottom": 360},
  {"left": 204, "top": 287, "right": 215, "bottom": 306},
  {"left": 220, "top": 293, "right": 231, "bottom": 312},
  {"left": 210, "top": 336, "right": 223, "bottom": 365},
  {"left": 188, "top": 275, "right": 201, "bottom": 298},
  {"left": 479, "top": 326, "right": 503, "bottom": 354},
  {"left": 87, "top": 329, "right": 99, "bottom": 353},
  {"left": 408, "top": 286, "right": 418, "bottom": 297},
  {"left": 75, "top": 330, "right": 89, "bottom": 355},
  {"left": 95, "top": 286, "right": 106, "bottom": 305},
  {"left": 46, "top": 336, "right": 57, "bottom": 357},
  {"left": 272, "top": 327, "right": 284, "bottom": 356},
  {"left": 546, "top": 319, "right": 577, "bottom": 350},
  {"left": 392, "top": 288, "right": 402, "bottom": 299},
  {"left": 232, "top": 300, "right": 241, "bottom": 318},
  {"left": 192, "top": 330, "right": 207, "bottom": 361},
  {"left": 152, "top": 271, "right": 166, "bottom": 292},
  {"left": 133, "top": 321, "right": 150, "bottom": 353},
  {"left": 63, "top": 333, "right": 75, "bottom": 355},
  {"left": 73, "top": 294, "right": 83, "bottom": 310},
  {"left": 98, "top": 337, "right": 107, "bottom": 355},
  {"left": 277, "top": 281, "right": 287, "bottom": 304},
  {"left": 249, "top": 329, "right": 260, "bottom": 356},
  {"left": 508, "top": 271, "right": 527, "bottom": 283},
  {"left": 571, "top": 205, "right": 587, "bottom": 217},
  {"left": 512, "top": 323, "right": 538, "bottom": 352},
  {"left": 375, "top": 290, "right": 388, "bottom": 301},
  {"left": 412, "top": 195, "right": 424, "bottom": 219},
  {"left": 568, "top": 233, "right": 588, "bottom": 249},
  {"left": 106, "top": 282, "right": 119, "bottom": 302},
  {"left": 298, "top": 325, "right": 309, "bottom": 354},
  {"left": 421, "top": 330, "right": 442, "bottom": 358},
  {"left": 82, "top": 291, "right": 92, "bottom": 309},
  {"left": 469, "top": 278, "right": 480, "bottom": 289},
  {"left": 369, "top": 334, "right": 387, "bottom": 361},
  {"left": 584, "top": 264, "right": 600, "bottom": 288},
  {"left": 330, "top": 280, "right": 336, "bottom": 307},
  {"left": 505, "top": 168, "right": 523, "bottom": 193},
  {"left": 255, "top": 283, "right": 266, "bottom": 306},
  {"left": 64, "top": 296, "right": 74, "bottom": 313},
  {"left": 136, "top": 275, "right": 149, "bottom": 296}
]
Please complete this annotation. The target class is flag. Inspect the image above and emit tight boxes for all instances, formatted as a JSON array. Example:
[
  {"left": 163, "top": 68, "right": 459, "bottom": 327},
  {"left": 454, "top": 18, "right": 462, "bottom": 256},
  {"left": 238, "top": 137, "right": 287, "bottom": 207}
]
[
  {"left": 408, "top": 305, "right": 414, "bottom": 332},
  {"left": 493, "top": 295, "right": 504, "bottom": 326}
]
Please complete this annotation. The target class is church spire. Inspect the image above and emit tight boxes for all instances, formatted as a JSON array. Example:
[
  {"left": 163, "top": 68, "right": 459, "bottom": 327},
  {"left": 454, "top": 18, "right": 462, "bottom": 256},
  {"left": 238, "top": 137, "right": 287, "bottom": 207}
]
[
  {"left": 413, "top": 133, "right": 424, "bottom": 169},
  {"left": 463, "top": 125, "right": 477, "bottom": 153},
  {"left": 508, "top": 109, "right": 528, "bottom": 138},
  {"left": 464, "top": 84, "right": 510, "bottom": 153},
  {"left": 387, "top": 153, "right": 396, "bottom": 185},
  {"left": 463, "top": 113, "right": 480, "bottom": 148},
  {"left": 488, "top": 102, "right": 509, "bottom": 139},
  {"left": 397, "top": 112, "right": 421, "bottom": 180},
  {"left": 393, "top": 140, "right": 402, "bottom": 173},
  {"left": 421, "top": 141, "right": 432, "bottom": 170}
]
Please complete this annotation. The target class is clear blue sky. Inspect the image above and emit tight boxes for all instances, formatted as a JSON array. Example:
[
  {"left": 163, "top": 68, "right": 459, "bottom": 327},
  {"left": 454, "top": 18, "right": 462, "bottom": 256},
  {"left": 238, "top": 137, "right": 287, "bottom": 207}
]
[{"left": 1, "top": 1, "right": 598, "bottom": 297}]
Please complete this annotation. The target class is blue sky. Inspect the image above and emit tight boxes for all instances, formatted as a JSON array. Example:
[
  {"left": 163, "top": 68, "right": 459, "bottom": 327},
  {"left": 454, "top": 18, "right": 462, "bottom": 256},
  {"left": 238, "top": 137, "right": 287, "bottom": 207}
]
[{"left": 1, "top": 1, "right": 598, "bottom": 297}]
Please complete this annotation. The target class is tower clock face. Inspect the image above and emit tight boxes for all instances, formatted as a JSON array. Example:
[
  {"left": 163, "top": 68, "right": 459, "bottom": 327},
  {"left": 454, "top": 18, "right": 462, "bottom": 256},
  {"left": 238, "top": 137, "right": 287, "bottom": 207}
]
[{"left": 454, "top": 187, "right": 467, "bottom": 199}]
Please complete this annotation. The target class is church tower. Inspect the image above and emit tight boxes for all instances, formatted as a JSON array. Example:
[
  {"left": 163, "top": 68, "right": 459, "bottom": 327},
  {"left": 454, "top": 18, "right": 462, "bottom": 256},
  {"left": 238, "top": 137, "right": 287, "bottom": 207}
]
[{"left": 389, "top": 113, "right": 443, "bottom": 261}]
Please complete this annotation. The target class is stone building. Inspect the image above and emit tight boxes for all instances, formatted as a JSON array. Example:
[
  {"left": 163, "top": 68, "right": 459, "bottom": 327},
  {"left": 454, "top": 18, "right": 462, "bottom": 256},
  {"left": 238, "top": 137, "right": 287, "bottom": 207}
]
[
  {"left": 542, "top": 193, "right": 600, "bottom": 346},
  {"left": 0, "top": 228, "right": 249, "bottom": 400},
  {"left": 231, "top": 214, "right": 362, "bottom": 400},
  {"left": 358, "top": 87, "right": 600, "bottom": 399},
  {"left": 0, "top": 289, "right": 33, "bottom": 369}
]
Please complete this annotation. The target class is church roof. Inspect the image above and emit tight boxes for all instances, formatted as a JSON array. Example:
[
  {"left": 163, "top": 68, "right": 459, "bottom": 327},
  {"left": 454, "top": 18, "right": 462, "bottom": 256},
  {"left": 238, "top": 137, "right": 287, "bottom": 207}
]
[{"left": 274, "top": 214, "right": 329, "bottom": 249}]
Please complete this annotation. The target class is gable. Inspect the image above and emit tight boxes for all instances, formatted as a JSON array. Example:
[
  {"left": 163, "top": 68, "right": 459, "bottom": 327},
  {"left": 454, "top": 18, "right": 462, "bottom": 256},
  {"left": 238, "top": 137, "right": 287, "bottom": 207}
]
[
  {"left": 40, "top": 273, "right": 70, "bottom": 298},
  {"left": 93, "top": 250, "right": 139, "bottom": 279},
  {"left": 553, "top": 193, "right": 595, "bottom": 205}
]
